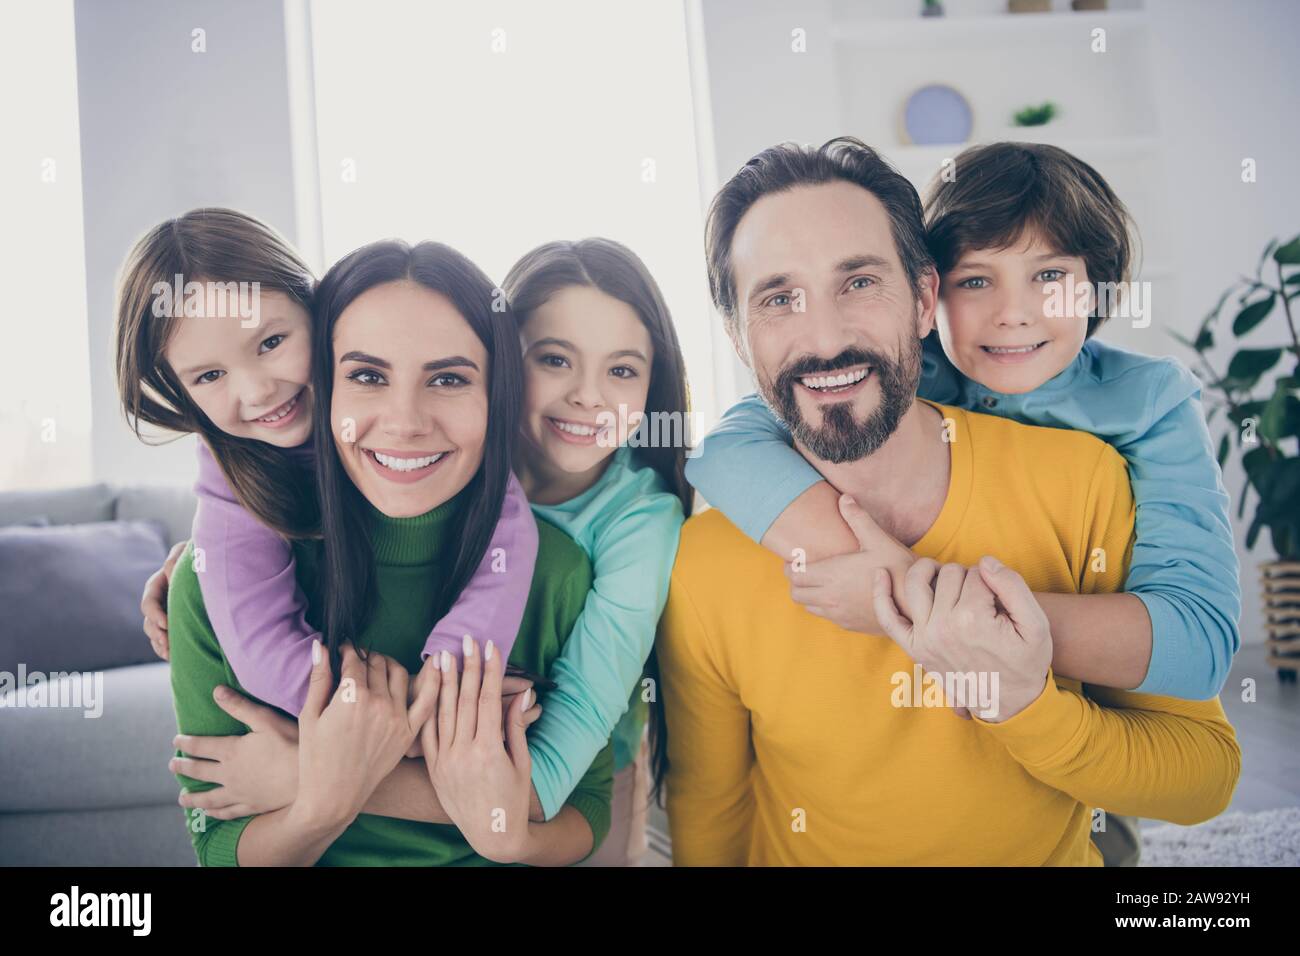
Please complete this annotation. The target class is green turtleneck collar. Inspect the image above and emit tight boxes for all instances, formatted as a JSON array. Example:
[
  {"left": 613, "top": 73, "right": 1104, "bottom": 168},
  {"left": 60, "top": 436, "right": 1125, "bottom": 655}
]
[{"left": 363, "top": 487, "right": 465, "bottom": 566}]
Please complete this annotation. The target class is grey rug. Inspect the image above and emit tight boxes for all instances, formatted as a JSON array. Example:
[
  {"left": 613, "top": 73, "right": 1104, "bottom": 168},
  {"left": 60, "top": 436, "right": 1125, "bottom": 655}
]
[{"left": 1140, "top": 807, "right": 1300, "bottom": 866}]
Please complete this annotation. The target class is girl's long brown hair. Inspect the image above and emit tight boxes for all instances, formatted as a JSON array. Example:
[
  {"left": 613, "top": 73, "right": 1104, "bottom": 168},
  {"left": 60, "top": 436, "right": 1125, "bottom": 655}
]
[
  {"left": 502, "top": 237, "right": 694, "bottom": 807},
  {"left": 114, "top": 207, "right": 319, "bottom": 538}
]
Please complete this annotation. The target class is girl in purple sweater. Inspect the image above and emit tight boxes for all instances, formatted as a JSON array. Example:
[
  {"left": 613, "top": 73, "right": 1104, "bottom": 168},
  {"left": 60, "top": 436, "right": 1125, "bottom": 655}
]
[{"left": 117, "top": 208, "right": 538, "bottom": 719}]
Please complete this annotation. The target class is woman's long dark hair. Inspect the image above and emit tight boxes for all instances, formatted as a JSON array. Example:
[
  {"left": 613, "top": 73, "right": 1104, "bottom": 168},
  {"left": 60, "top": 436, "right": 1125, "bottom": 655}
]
[
  {"left": 502, "top": 237, "right": 693, "bottom": 806},
  {"left": 310, "top": 240, "right": 522, "bottom": 671}
]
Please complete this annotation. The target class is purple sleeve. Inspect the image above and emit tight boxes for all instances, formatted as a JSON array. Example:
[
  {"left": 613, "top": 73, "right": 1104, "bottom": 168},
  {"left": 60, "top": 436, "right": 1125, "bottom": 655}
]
[
  {"left": 422, "top": 471, "right": 539, "bottom": 664},
  {"left": 190, "top": 441, "right": 316, "bottom": 717}
]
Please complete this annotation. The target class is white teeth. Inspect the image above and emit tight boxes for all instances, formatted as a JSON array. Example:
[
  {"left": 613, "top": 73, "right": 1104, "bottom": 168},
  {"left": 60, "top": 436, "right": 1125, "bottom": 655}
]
[
  {"left": 371, "top": 451, "right": 444, "bottom": 471},
  {"left": 800, "top": 367, "right": 869, "bottom": 391},
  {"left": 257, "top": 392, "right": 298, "bottom": 422},
  {"left": 552, "top": 420, "right": 597, "bottom": 436},
  {"left": 984, "top": 343, "right": 1042, "bottom": 354}
]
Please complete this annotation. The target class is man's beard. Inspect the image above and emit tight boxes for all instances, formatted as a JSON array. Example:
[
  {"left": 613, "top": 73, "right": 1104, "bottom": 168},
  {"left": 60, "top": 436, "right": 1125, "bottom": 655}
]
[{"left": 760, "top": 336, "right": 922, "bottom": 465}]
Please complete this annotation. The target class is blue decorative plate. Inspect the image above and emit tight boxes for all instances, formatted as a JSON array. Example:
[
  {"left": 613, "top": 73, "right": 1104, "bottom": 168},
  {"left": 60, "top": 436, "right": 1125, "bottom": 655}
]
[{"left": 903, "top": 84, "right": 973, "bottom": 146}]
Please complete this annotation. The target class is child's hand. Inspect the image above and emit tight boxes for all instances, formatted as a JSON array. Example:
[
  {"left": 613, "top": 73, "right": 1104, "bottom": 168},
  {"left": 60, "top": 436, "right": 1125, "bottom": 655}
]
[
  {"left": 786, "top": 495, "right": 915, "bottom": 635},
  {"left": 141, "top": 540, "right": 187, "bottom": 661},
  {"left": 173, "top": 684, "right": 301, "bottom": 819}
]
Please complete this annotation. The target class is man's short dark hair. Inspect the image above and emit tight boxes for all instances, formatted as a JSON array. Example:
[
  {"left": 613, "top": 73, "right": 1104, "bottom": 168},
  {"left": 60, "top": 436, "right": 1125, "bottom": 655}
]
[{"left": 704, "top": 136, "right": 935, "bottom": 334}]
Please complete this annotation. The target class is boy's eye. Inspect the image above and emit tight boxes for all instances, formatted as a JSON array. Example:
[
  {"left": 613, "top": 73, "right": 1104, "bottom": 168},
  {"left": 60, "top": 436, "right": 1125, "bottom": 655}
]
[
  {"left": 195, "top": 369, "right": 224, "bottom": 385},
  {"left": 956, "top": 277, "right": 988, "bottom": 290},
  {"left": 347, "top": 368, "right": 385, "bottom": 386},
  {"left": 429, "top": 372, "right": 468, "bottom": 388},
  {"left": 1037, "top": 269, "right": 1066, "bottom": 283},
  {"left": 259, "top": 334, "right": 285, "bottom": 353},
  {"left": 610, "top": 365, "right": 637, "bottom": 380}
]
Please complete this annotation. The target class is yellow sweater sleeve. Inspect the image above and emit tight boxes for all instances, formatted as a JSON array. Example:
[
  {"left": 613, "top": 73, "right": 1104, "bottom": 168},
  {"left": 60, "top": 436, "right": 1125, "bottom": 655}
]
[
  {"left": 976, "top": 443, "right": 1242, "bottom": 825},
  {"left": 656, "top": 569, "right": 755, "bottom": 866}
]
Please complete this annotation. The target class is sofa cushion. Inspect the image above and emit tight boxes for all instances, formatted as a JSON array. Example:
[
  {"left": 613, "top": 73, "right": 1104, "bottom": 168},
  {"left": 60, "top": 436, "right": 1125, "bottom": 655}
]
[
  {"left": 0, "top": 661, "right": 180, "bottom": 813},
  {"left": 0, "top": 483, "right": 115, "bottom": 528},
  {"left": 0, "top": 519, "right": 168, "bottom": 675}
]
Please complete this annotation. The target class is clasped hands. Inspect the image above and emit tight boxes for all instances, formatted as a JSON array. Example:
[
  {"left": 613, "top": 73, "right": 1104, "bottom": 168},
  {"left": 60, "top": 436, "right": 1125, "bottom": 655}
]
[
  {"left": 784, "top": 494, "right": 1053, "bottom": 722},
  {"left": 173, "top": 637, "right": 542, "bottom": 864}
]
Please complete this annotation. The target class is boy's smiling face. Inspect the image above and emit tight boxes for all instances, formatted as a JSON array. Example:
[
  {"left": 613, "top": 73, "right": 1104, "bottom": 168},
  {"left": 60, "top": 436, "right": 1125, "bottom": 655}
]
[{"left": 937, "top": 232, "right": 1091, "bottom": 395}]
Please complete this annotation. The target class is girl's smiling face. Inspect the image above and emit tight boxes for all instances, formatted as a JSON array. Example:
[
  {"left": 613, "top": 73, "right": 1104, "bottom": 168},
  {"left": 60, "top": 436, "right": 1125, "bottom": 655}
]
[
  {"left": 937, "top": 232, "right": 1091, "bottom": 395},
  {"left": 519, "top": 284, "right": 653, "bottom": 483},
  {"left": 329, "top": 279, "right": 488, "bottom": 519},
  {"left": 163, "top": 288, "right": 314, "bottom": 447}
]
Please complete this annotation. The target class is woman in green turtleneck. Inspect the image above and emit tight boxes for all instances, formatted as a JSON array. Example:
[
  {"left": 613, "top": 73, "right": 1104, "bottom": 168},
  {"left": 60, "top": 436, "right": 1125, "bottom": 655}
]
[{"left": 167, "top": 240, "right": 612, "bottom": 866}]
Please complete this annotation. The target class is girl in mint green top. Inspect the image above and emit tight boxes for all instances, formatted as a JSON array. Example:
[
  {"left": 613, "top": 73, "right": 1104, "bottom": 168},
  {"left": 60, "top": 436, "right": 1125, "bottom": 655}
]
[{"left": 506, "top": 238, "right": 693, "bottom": 820}]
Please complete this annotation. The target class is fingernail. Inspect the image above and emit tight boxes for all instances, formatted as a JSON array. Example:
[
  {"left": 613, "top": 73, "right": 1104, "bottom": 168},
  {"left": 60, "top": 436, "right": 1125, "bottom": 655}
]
[
  {"left": 311, "top": 639, "right": 322, "bottom": 665},
  {"left": 521, "top": 689, "right": 532, "bottom": 709},
  {"left": 441, "top": 650, "right": 452, "bottom": 672},
  {"left": 213, "top": 685, "right": 229, "bottom": 701},
  {"left": 982, "top": 555, "right": 1003, "bottom": 571},
  {"left": 463, "top": 634, "right": 474, "bottom": 658},
  {"left": 484, "top": 639, "right": 495, "bottom": 662},
  {"left": 841, "top": 494, "right": 857, "bottom": 510}
]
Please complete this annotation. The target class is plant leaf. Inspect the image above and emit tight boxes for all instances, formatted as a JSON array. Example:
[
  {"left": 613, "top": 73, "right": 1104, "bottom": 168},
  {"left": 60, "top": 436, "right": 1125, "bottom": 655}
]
[
  {"left": 1217, "top": 432, "right": 1230, "bottom": 468},
  {"left": 1258, "top": 238, "right": 1279, "bottom": 280},
  {"left": 1273, "top": 235, "right": 1300, "bottom": 265},
  {"left": 1226, "top": 348, "right": 1284, "bottom": 389},
  {"left": 1232, "top": 294, "right": 1276, "bottom": 336}
]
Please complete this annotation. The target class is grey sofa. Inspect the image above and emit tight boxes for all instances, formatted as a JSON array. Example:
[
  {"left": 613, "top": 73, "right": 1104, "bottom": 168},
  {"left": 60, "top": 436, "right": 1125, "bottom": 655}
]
[{"left": 0, "top": 482, "right": 199, "bottom": 865}]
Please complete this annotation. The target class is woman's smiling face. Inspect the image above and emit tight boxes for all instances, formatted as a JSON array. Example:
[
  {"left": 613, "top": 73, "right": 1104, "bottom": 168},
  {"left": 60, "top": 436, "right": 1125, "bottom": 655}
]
[
  {"left": 163, "top": 288, "right": 314, "bottom": 447},
  {"left": 330, "top": 279, "right": 489, "bottom": 518},
  {"left": 519, "top": 284, "right": 653, "bottom": 480}
]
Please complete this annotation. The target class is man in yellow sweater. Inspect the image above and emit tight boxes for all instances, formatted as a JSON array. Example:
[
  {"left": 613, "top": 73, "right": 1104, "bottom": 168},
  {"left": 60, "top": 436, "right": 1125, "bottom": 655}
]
[{"left": 658, "top": 138, "right": 1241, "bottom": 865}]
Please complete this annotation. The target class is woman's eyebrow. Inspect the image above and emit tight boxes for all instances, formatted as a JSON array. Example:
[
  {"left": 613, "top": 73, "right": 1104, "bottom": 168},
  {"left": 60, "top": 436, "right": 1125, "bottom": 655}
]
[
  {"left": 338, "top": 350, "right": 480, "bottom": 372},
  {"left": 528, "top": 336, "right": 575, "bottom": 352}
]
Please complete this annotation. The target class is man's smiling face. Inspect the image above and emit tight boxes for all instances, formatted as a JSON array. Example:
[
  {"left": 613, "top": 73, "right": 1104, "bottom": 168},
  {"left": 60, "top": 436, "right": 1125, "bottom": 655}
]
[{"left": 729, "top": 179, "right": 936, "bottom": 464}]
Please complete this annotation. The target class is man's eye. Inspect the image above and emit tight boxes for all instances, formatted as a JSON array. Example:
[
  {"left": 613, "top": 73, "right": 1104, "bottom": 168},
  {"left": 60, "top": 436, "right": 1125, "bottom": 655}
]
[
  {"left": 259, "top": 334, "right": 285, "bottom": 353},
  {"left": 957, "top": 277, "right": 988, "bottom": 290},
  {"left": 195, "top": 369, "right": 224, "bottom": 385},
  {"left": 849, "top": 276, "right": 874, "bottom": 290},
  {"left": 767, "top": 294, "right": 791, "bottom": 308},
  {"left": 348, "top": 369, "right": 384, "bottom": 386}
]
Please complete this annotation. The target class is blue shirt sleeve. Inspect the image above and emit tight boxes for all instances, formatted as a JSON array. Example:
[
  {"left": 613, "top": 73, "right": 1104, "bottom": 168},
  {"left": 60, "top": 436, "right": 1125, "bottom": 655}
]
[
  {"left": 1120, "top": 361, "right": 1241, "bottom": 699},
  {"left": 683, "top": 393, "right": 825, "bottom": 542},
  {"left": 526, "top": 493, "right": 683, "bottom": 819}
]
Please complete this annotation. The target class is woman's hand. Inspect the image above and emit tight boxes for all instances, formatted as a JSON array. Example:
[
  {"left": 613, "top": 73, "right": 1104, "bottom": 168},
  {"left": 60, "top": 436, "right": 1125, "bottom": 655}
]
[
  {"left": 141, "top": 540, "right": 187, "bottom": 660},
  {"left": 294, "top": 640, "right": 439, "bottom": 829},
  {"left": 872, "top": 555, "right": 1053, "bottom": 722},
  {"left": 173, "top": 686, "right": 301, "bottom": 820},
  {"left": 420, "top": 637, "right": 539, "bottom": 864},
  {"left": 785, "top": 495, "right": 915, "bottom": 634},
  {"left": 403, "top": 672, "right": 536, "bottom": 757}
]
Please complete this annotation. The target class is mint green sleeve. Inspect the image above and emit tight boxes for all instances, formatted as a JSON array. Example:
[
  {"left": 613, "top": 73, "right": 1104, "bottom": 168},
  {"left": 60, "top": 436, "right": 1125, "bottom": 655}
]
[
  {"left": 166, "top": 544, "right": 255, "bottom": 866},
  {"left": 684, "top": 392, "right": 824, "bottom": 542},
  {"left": 527, "top": 492, "right": 684, "bottom": 820}
]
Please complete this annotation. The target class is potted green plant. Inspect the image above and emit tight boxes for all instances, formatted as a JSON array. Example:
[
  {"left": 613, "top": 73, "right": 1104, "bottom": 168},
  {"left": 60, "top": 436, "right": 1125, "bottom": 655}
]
[{"left": 1172, "top": 234, "right": 1300, "bottom": 679}]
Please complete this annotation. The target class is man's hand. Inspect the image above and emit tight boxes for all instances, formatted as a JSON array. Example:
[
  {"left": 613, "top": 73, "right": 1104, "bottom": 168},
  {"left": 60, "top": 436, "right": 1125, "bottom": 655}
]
[
  {"left": 142, "top": 540, "right": 187, "bottom": 661},
  {"left": 872, "top": 555, "right": 1053, "bottom": 722},
  {"left": 785, "top": 494, "right": 915, "bottom": 634}
]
